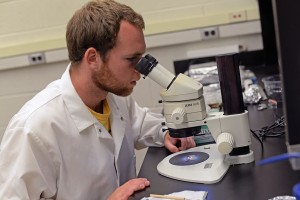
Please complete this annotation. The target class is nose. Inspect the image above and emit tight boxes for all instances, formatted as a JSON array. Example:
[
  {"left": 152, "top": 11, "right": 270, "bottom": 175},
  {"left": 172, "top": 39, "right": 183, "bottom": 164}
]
[{"left": 135, "top": 69, "right": 141, "bottom": 80}]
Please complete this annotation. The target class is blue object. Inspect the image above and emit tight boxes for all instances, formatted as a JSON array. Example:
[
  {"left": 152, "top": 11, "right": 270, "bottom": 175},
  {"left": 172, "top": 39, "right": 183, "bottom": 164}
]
[
  {"left": 251, "top": 76, "right": 257, "bottom": 84},
  {"left": 258, "top": 153, "right": 300, "bottom": 165},
  {"left": 293, "top": 183, "right": 300, "bottom": 200}
]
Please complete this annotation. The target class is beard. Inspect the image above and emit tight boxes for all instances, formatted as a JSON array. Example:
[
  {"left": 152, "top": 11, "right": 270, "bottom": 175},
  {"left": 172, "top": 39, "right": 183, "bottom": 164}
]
[{"left": 92, "top": 63, "right": 135, "bottom": 97}]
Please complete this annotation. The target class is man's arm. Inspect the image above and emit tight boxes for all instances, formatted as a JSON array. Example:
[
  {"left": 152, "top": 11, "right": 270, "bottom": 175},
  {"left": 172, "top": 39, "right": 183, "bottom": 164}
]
[{"left": 0, "top": 127, "right": 57, "bottom": 200}]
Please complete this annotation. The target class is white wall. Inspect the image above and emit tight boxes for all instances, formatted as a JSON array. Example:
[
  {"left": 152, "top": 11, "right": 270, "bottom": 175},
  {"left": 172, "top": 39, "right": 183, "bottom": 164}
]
[{"left": 0, "top": 0, "right": 259, "bottom": 57}]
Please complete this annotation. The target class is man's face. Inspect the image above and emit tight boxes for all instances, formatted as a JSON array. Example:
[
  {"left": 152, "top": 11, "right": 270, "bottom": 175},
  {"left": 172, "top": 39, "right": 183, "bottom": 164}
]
[{"left": 92, "top": 20, "right": 146, "bottom": 96}]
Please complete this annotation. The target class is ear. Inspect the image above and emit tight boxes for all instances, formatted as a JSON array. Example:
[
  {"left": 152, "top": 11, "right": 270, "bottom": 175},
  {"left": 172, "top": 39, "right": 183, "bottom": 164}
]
[{"left": 84, "top": 47, "right": 100, "bottom": 65}]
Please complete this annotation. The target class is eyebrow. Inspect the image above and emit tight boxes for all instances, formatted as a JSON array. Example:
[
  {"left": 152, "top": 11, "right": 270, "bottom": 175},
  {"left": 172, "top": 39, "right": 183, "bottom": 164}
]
[{"left": 124, "top": 52, "right": 144, "bottom": 57}]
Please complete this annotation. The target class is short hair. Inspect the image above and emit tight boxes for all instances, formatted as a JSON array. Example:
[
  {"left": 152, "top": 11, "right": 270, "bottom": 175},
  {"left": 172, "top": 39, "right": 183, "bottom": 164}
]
[{"left": 66, "top": 0, "right": 145, "bottom": 64}]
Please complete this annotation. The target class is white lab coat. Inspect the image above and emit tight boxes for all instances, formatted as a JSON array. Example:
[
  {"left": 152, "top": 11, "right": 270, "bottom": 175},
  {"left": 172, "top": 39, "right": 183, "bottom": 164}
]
[{"left": 0, "top": 65, "right": 166, "bottom": 200}]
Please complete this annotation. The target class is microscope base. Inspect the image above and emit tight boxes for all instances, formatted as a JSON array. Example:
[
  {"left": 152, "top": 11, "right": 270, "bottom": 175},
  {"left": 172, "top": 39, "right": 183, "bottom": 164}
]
[{"left": 157, "top": 144, "right": 230, "bottom": 184}]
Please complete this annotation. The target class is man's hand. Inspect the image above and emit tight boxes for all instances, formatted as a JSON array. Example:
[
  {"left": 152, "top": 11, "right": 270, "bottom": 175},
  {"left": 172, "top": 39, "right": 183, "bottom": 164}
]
[
  {"left": 107, "top": 178, "right": 150, "bottom": 200},
  {"left": 164, "top": 132, "right": 196, "bottom": 153}
]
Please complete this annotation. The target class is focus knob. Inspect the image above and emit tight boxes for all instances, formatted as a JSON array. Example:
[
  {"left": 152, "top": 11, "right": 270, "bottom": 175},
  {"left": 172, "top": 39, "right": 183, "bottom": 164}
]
[
  {"left": 171, "top": 107, "right": 186, "bottom": 124},
  {"left": 216, "top": 132, "right": 234, "bottom": 154}
]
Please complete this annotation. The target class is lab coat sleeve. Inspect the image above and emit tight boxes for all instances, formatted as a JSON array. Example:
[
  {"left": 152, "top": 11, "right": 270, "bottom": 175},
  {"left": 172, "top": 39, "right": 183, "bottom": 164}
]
[
  {"left": 0, "top": 127, "right": 57, "bottom": 200},
  {"left": 125, "top": 96, "right": 168, "bottom": 150}
]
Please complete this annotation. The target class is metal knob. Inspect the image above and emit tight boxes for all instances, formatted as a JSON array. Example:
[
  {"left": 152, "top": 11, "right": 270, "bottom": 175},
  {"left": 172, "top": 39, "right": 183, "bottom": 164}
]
[{"left": 216, "top": 132, "right": 234, "bottom": 154}]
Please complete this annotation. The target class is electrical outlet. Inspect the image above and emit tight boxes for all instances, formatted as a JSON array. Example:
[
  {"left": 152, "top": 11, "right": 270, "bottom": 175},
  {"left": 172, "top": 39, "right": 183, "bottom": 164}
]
[
  {"left": 201, "top": 27, "right": 219, "bottom": 40},
  {"left": 229, "top": 11, "right": 247, "bottom": 23},
  {"left": 28, "top": 52, "right": 46, "bottom": 65}
]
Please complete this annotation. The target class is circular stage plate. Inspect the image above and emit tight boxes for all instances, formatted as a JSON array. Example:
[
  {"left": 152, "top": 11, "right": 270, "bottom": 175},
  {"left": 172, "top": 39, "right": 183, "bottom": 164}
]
[{"left": 169, "top": 152, "right": 209, "bottom": 166}]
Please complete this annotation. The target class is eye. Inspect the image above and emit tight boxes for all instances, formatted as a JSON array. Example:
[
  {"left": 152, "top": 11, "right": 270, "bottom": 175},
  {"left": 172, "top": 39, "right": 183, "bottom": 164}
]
[
  {"left": 126, "top": 57, "right": 138, "bottom": 61},
  {"left": 126, "top": 57, "right": 140, "bottom": 65}
]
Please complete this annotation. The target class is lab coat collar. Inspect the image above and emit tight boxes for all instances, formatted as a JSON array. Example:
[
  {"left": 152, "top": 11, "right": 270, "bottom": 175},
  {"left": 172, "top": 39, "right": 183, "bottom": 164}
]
[{"left": 61, "top": 64, "right": 96, "bottom": 133}]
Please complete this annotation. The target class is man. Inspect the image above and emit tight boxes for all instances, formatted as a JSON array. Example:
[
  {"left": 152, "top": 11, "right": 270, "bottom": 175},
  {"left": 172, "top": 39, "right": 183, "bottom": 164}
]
[{"left": 0, "top": 0, "right": 196, "bottom": 199}]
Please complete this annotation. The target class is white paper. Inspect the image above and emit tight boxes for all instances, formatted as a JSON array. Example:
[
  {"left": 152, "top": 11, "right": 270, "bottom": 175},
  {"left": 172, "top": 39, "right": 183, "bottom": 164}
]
[{"left": 141, "top": 190, "right": 208, "bottom": 200}]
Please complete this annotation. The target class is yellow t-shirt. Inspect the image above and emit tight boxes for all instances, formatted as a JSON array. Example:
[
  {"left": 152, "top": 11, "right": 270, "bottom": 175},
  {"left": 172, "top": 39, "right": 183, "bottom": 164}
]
[{"left": 88, "top": 99, "right": 111, "bottom": 134}]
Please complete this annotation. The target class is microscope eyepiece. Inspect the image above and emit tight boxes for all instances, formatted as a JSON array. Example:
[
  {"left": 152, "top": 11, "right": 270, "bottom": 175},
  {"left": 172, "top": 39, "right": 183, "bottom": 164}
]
[{"left": 135, "top": 54, "right": 158, "bottom": 76}]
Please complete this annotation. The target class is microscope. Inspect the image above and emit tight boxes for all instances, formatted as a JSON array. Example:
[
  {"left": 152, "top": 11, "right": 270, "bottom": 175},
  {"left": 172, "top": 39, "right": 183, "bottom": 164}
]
[{"left": 135, "top": 54, "right": 254, "bottom": 184}]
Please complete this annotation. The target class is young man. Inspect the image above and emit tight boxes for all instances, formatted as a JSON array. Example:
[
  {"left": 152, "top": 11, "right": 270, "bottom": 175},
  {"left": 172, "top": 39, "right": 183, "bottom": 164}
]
[{"left": 0, "top": 0, "right": 196, "bottom": 199}]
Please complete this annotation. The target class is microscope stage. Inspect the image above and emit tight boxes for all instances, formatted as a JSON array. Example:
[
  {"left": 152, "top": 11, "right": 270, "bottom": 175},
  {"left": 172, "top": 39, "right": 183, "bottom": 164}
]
[{"left": 157, "top": 144, "right": 230, "bottom": 184}]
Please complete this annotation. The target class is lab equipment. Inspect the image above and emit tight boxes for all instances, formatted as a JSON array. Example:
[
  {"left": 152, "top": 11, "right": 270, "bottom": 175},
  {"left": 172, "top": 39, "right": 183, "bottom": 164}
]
[
  {"left": 135, "top": 54, "right": 254, "bottom": 184},
  {"left": 262, "top": 75, "right": 282, "bottom": 102}
]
